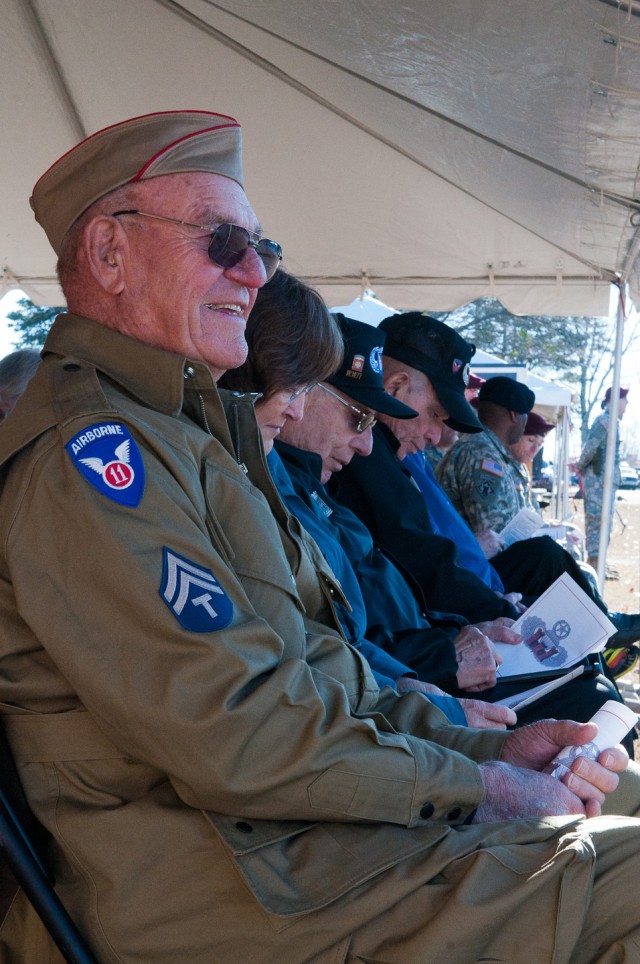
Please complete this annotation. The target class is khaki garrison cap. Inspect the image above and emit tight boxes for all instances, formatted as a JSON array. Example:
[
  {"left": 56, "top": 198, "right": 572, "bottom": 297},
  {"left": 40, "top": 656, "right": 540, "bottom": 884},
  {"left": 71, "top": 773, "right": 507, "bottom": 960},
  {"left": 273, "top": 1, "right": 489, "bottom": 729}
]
[{"left": 30, "top": 110, "right": 243, "bottom": 254}]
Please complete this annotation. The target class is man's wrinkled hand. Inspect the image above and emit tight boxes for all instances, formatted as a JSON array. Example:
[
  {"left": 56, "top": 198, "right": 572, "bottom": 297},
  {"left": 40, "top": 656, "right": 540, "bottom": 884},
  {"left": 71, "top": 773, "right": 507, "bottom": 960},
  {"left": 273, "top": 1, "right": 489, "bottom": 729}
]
[
  {"left": 473, "top": 760, "right": 586, "bottom": 822},
  {"left": 454, "top": 626, "right": 501, "bottom": 691},
  {"left": 473, "top": 618, "right": 521, "bottom": 646},
  {"left": 499, "top": 718, "right": 628, "bottom": 818}
]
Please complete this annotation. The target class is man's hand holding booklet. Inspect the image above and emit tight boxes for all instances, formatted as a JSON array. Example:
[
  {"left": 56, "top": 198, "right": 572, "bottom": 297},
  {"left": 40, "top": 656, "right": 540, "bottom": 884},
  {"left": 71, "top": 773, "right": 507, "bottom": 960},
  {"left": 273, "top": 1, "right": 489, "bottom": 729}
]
[{"left": 493, "top": 572, "right": 616, "bottom": 710}]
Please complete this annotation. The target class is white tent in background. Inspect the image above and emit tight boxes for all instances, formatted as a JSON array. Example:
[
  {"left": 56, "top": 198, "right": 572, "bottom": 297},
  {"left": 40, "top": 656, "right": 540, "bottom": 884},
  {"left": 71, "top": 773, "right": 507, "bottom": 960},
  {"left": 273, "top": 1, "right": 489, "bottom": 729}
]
[{"left": 329, "top": 290, "right": 397, "bottom": 326}]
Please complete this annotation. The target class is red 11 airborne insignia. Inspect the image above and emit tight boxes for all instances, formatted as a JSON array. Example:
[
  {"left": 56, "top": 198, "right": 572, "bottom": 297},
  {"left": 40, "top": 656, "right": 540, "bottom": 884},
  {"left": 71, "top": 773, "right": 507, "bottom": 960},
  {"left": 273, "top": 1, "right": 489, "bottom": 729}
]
[{"left": 66, "top": 422, "right": 145, "bottom": 507}]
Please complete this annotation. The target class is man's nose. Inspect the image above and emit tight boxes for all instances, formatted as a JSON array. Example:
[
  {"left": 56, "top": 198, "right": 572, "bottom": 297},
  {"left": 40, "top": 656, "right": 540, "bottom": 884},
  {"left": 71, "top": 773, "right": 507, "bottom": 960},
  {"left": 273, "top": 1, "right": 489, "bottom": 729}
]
[
  {"left": 351, "top": 428, "right": 374, "bottom": 457},
  {"left": 424, "top": 422, "right": 442, "bottom": 446},
  {"left": 223, "top": 247, "right": 268, "bottom": 288}
]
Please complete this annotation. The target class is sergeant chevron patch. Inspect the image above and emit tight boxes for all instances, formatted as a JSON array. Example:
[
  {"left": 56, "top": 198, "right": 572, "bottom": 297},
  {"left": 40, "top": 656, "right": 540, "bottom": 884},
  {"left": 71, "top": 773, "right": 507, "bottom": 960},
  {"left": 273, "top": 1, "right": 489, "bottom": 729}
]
[{"left": 160, "top": 548, "right": 233, "bottom": 632}]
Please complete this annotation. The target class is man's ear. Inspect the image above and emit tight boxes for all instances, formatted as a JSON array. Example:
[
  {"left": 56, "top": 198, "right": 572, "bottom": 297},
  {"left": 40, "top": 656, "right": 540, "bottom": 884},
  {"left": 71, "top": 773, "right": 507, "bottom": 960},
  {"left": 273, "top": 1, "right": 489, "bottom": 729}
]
[
  {"left": 82, "top": 215, "right": 127, "bottom": 294},
  {"left": 383, "top": 369, "right": 411, "bottom": 399}
]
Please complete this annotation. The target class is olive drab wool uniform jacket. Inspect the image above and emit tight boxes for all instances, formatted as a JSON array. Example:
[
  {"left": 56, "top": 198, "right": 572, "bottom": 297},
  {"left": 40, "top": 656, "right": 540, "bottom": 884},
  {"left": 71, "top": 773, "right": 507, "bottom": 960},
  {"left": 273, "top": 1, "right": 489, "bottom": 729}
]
[{"left": 0, "top": 314, "right": 590, "bottom": 963}]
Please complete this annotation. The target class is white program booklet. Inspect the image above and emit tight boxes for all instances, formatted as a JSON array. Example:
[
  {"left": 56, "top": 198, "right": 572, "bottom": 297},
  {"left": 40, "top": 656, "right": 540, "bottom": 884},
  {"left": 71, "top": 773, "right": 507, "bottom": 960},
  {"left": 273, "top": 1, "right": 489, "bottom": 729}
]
[
  {"left": 495, "top": 664, "right": 585, "bottom": 710},
  {"left": 499, "top": 507, "right": 545, "bottom": 547},
  {"left": 494, "top": 572, "right": 616, "bottom": 680}
]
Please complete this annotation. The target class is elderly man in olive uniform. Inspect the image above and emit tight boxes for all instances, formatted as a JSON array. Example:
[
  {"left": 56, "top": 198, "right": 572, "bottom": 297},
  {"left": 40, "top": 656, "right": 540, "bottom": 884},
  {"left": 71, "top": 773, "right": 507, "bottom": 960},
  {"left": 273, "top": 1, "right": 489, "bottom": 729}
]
[
  {"left": 1, "top": 113, "right": 640, "bottom": 963},
  {"left": 576, "top": 385, "right": 629, "bottom": 572},
  {"left": 437, "top": 375, "right": 536, "bottom": 547}
]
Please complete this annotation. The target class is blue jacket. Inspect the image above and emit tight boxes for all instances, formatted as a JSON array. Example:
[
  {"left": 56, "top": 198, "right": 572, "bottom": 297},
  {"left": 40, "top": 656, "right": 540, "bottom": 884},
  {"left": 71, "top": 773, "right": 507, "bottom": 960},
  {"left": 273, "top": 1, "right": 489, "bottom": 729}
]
[
  {"left": 403, "top": 451, "right": 505, "bottom": 592},
  {"left": 270, "top": 443, "right": 466, "bottom": 726}
]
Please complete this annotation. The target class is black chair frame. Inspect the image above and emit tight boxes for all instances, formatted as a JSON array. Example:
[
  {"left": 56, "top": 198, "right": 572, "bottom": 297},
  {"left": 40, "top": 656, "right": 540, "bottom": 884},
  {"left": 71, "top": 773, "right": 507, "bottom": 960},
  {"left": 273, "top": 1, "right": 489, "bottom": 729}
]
[{"left": 0, "top": 720, "right": 96, "bottom": 963}]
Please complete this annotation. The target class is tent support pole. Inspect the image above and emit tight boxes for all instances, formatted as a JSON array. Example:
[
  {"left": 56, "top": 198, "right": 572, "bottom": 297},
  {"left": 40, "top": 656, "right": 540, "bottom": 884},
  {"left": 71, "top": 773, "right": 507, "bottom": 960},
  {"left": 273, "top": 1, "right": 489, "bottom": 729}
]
[{"left": 595, "top": 280, "right": 625, "bottom": 591}]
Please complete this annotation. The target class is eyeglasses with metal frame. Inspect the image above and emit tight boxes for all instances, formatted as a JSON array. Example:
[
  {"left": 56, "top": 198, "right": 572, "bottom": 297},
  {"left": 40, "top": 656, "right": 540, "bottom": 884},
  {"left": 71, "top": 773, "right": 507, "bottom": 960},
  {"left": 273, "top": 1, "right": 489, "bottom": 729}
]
[
  {"left": 317, "top": 383, "right": 377, "bottom": 433},
  {"left": 285, "top": 384, "right": 316, "bottom": 404},
  {"left": 112, "top": 209, "right": 283, "bottom": 281}
]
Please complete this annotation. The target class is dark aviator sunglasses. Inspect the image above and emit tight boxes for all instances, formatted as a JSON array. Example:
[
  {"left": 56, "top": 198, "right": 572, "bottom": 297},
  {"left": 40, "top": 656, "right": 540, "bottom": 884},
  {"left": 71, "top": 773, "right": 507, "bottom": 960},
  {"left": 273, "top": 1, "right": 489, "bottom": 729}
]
[{"left": 112, "top": 210, "right": 282, "bottom": 281}]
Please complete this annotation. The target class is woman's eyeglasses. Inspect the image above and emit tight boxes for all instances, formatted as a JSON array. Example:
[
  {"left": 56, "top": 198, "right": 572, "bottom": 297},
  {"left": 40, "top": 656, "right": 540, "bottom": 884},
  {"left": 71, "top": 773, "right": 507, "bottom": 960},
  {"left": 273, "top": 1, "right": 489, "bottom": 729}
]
[
  {"left": 317, "top": 383, "right": 377, "bottom": 433},
  {"left": 112, "top": 209, "right": 282, "bottom": 281},
  {"left": 286, "top": 384, "right": 316, "bottom": 404}
]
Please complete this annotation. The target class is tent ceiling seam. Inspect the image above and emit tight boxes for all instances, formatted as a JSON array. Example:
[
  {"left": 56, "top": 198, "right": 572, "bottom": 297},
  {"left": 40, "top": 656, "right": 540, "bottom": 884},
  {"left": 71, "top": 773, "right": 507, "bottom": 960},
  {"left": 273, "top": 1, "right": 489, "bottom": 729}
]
[
  {"left": 22, "top": 0, "right": 86, "bottom": 142},
  {"left": 595, "top": 0, "right": 640, "bottom": 18},
  {"left": 297, "top": 274, "right": 611, "bottom": 286},
  {"left": 5, "top": 271, "right": 611, "bottom": 288}
]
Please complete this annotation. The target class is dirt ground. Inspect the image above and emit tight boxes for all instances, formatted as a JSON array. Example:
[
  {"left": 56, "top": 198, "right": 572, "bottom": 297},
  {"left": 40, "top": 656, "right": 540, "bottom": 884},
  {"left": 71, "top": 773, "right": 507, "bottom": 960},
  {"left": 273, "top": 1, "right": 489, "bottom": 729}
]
[{"left": 559, "top": 489, "right": 640, "bottom": 625}]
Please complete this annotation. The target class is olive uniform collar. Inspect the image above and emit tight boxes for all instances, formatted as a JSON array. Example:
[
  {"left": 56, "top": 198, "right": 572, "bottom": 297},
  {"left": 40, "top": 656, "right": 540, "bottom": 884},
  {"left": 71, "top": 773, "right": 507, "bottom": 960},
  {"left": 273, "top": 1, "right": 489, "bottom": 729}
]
[{"left": 43, "top": 312, "right": 205, "bottom": 416}]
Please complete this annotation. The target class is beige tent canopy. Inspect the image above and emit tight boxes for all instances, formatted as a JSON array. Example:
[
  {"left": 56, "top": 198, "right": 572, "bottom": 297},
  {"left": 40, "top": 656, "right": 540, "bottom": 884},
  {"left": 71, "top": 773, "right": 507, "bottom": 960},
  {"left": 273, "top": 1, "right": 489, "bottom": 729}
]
[
  {"left": 3, "top": 0, "right": 638, "bottom": 586},
  {"left": 3, "top": 0, "right": 640, "bottom": 316}
]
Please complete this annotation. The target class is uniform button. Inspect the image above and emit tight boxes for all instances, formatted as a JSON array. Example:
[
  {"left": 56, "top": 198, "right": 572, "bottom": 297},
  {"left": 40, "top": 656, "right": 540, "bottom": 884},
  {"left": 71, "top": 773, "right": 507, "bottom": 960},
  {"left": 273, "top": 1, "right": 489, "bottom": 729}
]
[
  {"left": 420, "top": 802, "right": 435, "bottom": 819},
  {"left": 184, "top": 366, "right": 195, "bottom": 379},
  {"left": 447, "top": 807, "right": 462, "bottom": 821},
  {"left": 235, "top": 821, "right": 253, "bottom": 833}
]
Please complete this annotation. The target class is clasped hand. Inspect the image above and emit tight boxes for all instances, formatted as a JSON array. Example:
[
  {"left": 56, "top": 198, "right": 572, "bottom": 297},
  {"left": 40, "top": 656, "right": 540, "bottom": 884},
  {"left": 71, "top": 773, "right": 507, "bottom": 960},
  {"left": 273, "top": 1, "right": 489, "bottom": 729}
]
[{"left": 474, "top": 718, "right": 628, "bottom": 823}]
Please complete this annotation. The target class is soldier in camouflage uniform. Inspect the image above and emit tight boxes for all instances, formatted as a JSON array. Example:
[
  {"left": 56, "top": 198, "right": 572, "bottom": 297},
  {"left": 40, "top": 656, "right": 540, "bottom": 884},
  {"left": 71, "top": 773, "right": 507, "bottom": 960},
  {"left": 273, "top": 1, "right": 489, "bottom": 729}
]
[
  {"left": 509, "top": 410, "right": 556, "bottom": 512},
  {"left": 436, "top": 376, "right": 536, "bottom": 543},
  {"left": 576, "top": 386, "right": 629, "bottom": 569}
]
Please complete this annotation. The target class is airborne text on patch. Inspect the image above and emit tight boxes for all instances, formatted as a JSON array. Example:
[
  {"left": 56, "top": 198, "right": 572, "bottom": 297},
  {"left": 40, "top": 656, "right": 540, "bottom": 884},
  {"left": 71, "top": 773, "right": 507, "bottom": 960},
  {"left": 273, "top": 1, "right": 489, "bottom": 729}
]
[{"left": 70, "top": 423, "right": 124, "bottom": 456}]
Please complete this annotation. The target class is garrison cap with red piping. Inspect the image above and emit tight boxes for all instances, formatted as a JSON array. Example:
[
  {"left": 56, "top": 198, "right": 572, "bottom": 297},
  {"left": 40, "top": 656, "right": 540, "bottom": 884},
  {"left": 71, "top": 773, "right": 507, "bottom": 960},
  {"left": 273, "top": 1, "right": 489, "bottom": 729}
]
[{"left": 30, "top": 110, "right": 243, "bottom": 254}]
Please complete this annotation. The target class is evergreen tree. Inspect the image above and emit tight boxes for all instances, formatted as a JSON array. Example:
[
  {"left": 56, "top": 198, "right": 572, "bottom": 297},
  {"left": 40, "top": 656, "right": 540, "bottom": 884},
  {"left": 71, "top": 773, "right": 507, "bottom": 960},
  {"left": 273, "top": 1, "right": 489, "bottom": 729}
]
[{"left": 6, "top": 297, "right": 64, "bottom": 350}]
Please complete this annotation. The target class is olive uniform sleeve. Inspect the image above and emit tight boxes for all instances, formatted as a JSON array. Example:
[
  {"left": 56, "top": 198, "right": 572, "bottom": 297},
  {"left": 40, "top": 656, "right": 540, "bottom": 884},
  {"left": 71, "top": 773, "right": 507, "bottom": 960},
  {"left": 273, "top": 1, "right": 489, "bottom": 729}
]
[{"left": 0, "top": 404, "right": 502, "bottom": 831}]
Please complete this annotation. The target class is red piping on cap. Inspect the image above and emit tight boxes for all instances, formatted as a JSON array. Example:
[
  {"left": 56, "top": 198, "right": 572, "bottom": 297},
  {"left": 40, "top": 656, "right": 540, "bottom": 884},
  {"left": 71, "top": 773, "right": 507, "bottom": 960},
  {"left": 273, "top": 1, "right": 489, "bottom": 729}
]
[
  {"left": 132, "top": 122, "right": 240, "bottom": 181},
  {"left": 32, "top": 110, "right": 240, "bottom": 191}
]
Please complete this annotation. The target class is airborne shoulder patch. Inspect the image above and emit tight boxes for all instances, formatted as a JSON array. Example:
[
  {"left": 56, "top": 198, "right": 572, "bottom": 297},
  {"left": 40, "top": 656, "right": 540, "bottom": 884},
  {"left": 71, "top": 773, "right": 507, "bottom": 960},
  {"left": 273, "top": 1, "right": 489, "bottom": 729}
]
[
  {"left": 480, "top": 457, "right": 504, "bottom": 478},
  {"left": 66, "top": 422, "right": 145, "bottom": 506},
  {"left": 160, "top": 548, "right": 233, "bottom": 632}
]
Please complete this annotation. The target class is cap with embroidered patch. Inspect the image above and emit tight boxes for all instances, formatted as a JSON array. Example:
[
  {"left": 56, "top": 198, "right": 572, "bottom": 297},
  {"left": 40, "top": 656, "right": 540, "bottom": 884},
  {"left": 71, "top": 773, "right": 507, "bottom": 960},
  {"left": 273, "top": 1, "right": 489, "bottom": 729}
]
[
  {"left": 378, "top": 312, "right": 482, "bottom": 433},
  {"left": 326, "top": 315, "right": 417, "bottom": 420},
  {"left": 31, "top": 110, "right": 243, "bottom": 254}
]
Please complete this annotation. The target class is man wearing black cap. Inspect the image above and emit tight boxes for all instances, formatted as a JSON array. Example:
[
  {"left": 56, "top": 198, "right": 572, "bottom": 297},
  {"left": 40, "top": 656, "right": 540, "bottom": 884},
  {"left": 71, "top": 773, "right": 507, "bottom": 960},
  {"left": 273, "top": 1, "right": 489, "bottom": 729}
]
[
  {"left": 277, "top": 313, "right": 520, "bottom": 697},
  {"left": 332, "top": 312, "right": 639, "bottom": 718},
  {"left": 437, "top": 374, "right": 536, "bottom": 539},
  {"left": 3, "top": 116, "right": 640, "bottom": 964},
  {"left": 331, "top": 313, "right": 526, "bottom": 624}
]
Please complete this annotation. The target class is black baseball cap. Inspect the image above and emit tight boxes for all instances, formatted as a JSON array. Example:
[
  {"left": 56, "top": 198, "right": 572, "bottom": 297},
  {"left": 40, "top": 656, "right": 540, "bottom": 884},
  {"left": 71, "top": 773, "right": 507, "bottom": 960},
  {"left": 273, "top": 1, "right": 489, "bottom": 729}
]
[
  {"left": 326, "top": 315, "right": 417, "bottom": 420},
  {"left": 378, "top": 312, "right": 482, "bottom": 433}
]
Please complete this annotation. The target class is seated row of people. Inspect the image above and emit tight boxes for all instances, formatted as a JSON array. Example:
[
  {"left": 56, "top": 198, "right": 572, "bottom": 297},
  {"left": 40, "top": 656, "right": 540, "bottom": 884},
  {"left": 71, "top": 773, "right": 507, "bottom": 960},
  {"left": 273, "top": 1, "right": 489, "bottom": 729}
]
[
  {"left": 220, "top": 270, "right": 637, "bottom": 752},
  {"left": 4, "top": 106, "right": 640, "bottom": 963}
]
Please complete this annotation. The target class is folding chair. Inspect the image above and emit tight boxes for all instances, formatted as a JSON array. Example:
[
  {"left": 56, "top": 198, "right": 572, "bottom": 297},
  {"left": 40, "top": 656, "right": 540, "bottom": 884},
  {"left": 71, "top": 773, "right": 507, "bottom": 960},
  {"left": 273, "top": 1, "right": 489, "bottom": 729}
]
[{"left": 0, "top": 719, "right": 96, "bottom": 963}]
